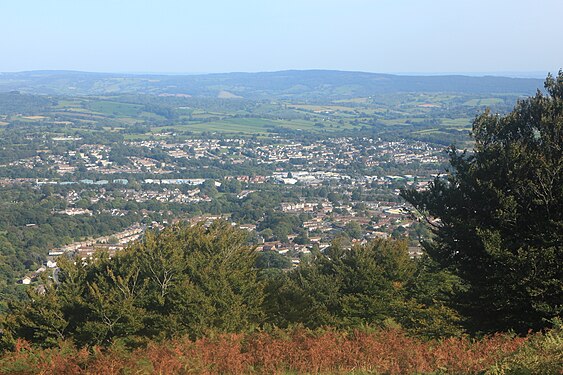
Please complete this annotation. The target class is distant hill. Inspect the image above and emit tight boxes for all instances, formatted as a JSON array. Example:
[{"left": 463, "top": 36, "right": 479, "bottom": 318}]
[{"left": 0, "top": 70, "right": 544, "bottom": 99}]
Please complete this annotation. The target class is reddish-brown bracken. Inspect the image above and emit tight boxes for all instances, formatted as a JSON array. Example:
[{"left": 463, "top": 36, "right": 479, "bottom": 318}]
[{"left": 0, "top": 328, "right": 539, "bottom": 374}]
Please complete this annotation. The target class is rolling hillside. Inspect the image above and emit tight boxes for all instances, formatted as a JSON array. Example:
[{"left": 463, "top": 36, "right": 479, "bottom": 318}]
[{"left": 0, "top": 70, "right": 544, "bottom": 99}]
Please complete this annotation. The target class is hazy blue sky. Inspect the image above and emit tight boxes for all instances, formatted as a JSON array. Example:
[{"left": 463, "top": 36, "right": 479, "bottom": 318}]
[{"left": 1, "top": 0, "right": 561, "bottom": 75}]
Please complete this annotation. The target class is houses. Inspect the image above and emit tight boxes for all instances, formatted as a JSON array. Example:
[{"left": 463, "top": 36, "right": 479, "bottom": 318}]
[
  {"left": 56, "top": 208, "right": 93, "bottom": 216},
  {"left": 10, "top": 134, "right": 443, "bottom": 289},
  {"left": 47, "top": 224, "right": 146, "bottom": 259}
]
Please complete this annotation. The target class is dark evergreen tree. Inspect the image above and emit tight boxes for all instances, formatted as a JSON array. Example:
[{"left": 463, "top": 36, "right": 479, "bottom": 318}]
[{"left": 401, "top": 72, "right": 563, "bottom": 333}]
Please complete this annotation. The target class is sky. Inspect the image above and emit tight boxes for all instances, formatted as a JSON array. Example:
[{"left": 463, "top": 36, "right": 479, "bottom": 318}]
[{"left": 1, "top": 0, "right": 561, "bottom": 75}]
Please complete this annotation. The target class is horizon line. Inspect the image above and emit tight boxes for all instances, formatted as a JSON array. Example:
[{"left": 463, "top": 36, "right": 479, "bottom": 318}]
[{"left": 0, "top": 68, "right": 553, "bottom": 79}]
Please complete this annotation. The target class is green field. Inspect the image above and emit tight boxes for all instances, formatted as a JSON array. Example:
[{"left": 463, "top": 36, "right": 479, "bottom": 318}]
[
  {"left": 441, "top": 118, "right": 472, "bottom": 127},
  {"left": 86, "top": 101, "right": 143, "bottom": 117},
  {"left": 463, "top": 98, "right": 504, "bottom": 106},
  {"left": 150, "top": 117, "right": 357, "bottom": 135},
  {"left": 0, "top": 88, "right": 509, "bottom": 145}
]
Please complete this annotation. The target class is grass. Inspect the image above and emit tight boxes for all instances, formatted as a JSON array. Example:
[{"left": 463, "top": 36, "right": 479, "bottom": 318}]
[
  {"left": 463, "top": 98, "right": 505, "bottom": 106},
  {"left": 334, "top": 97, "right": 371, "bottom": 104},
  {"left": 123, "top": 134, "right": 156, "bottom": 141},
  {"left": 101, "top": 127, "right": 124, "bottom": 132},
  {"left": 441, "top": 118, "right": 473, "bottom": 127},
  {"left": 380, "top": 118, "right": 426, "bottom": 126},
  {"left": 55, "top": 100, "right": 84, "bottom": 109},
  {"left": 289, "top": 104, "right": 359, "bottom": 112},
  {"left": 86, "top": 101, "right": 143, "bottom": 117},
  {"left": 0, "top": 93, "right": 497, "bottom": 144},
  {"left": 153, "top": 118, "right": 273, "bottom": 134},
  {"left": 217, "top": 90, "right": 242, "bottom": 99},
  {"left": 150, "top": 117, "right": 355, "bottom": 135}
]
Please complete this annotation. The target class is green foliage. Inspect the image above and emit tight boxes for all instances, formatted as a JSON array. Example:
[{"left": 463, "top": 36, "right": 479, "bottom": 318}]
[
  {"left": 264, "top": 239, "right": 462, "bottom": 337},
  {"left": 401, "top": 72, "right": 563, "bottom": 333},
  {"left": 2, "top": 229, "right": 461, "bottom": 347},
  {"left": 3, "top": 221, "right": 264, "bottom": 348},
  {"left": 1, "top": 232, "right": 462, "bottom": 349},
  {"left": 488, "top": 318, "right": 563, "bottom": 374},
  {"left": 0, "top": 92, "right": 56, "bottom": 115},
  {"left": 257, "top": 211, "right": 306, "bottom": 243},
  {"left": 255, "top": 251, "right": 292, "bottom": 269},
  {"left": 344, "top": 220, "right": 363, "bottom": 239},
  {"left": 0, "top": 186, "right": 145, "bottom": 305}
]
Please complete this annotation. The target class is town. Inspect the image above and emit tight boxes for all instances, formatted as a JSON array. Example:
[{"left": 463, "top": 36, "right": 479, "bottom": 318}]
[
  {"left": 0, "top": 84, "right": 494, "bottom": 292},
  {"left": 4, "top": 135, "right": 442, "bottom": 284}
]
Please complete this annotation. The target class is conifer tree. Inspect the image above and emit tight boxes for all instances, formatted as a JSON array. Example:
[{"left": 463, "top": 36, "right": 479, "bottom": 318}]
[{"left": 401, "top": 72, "right": 563, "bottom": 333}]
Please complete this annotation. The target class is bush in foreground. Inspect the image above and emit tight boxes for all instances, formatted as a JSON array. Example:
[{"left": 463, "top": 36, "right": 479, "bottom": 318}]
[{"left": 0, "top": 325, "right": 560, "bottom": 374}]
